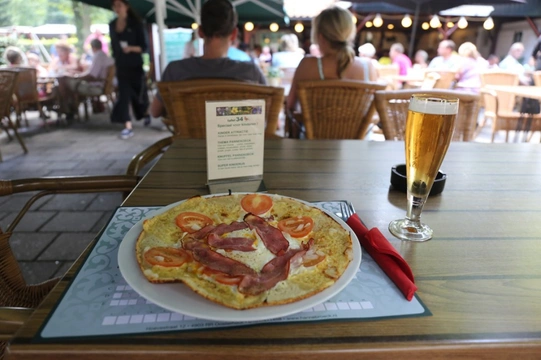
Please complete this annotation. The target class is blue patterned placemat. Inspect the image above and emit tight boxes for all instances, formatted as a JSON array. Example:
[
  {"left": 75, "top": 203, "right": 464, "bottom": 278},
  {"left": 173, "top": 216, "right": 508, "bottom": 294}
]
[{"left": 39, "top": 202, "right": 429, "bottom": 339}]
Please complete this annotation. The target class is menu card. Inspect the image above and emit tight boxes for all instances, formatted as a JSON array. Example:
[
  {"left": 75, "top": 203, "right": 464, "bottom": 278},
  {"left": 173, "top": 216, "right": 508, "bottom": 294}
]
[{"left": 205, "top": 100, "right": 265, "bottom": 183}]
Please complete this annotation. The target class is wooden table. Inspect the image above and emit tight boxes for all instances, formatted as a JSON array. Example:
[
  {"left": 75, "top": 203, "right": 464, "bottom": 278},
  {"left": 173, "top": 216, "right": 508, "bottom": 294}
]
[
  {"left": 7, "top": 140, "right": 541, "bottom": 359},
  {"left": 485, "top": 85, "right": 541, "bottom": 100}
]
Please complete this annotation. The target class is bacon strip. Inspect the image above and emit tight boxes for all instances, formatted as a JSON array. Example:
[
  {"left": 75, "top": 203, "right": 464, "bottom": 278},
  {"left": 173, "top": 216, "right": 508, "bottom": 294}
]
[
  {"left": 212, "top": 221, "right": 249, "bottom": 236},
  {"left": 244, "top": 214, "right": 289, "bottom": 255},
  {"left": 207, "top": 233, "right": 255, "bottom": 252},
  {"left": 192, "top": 247, "right": 256, "bottom": 276},
  {"left": 238, "top": 247, "right": 306, "bottom": 295},
  {"left": 191, "top": 225, "right": 215, "bottom": 240}
]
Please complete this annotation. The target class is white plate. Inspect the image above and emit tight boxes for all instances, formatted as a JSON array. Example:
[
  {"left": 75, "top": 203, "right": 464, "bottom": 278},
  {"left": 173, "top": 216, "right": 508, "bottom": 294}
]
[{"left": 118, "top": 194, "right": 361, "bottom": 322}]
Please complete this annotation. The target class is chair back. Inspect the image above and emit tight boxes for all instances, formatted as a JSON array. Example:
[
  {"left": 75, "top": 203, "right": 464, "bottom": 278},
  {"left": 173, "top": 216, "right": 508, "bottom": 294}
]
[
  {"left": 12, "top": 67, "right": 39, "bottom": 104},
  {"left": 375, "top": 89, "right": 480, "bottom": 142},
  {"left": 480, "top": 71, "right": 519, "bottom": 113},
  {"left": 158, "top": 79, "right": 284, "bottom": 138},
  {"left": 426, "top": 70, "right": 457, "bottom": 89},
  {"left": 376, "top": 65, "right": 399, "bottom": 90},
  {"left": 532, "top": 71, "right": 541, "bottom": 87},
  {"left": 103, "top": 64, "right": 116, "bottom": 95},
  {"left": 296, "top": 80, "right": 386, "bottom": 139},
  {"left": 0, "top": 70, "right": 18, "bottom": 119},
  {"left": 419, "top": 71, "right": 440, "bottom": 90}
]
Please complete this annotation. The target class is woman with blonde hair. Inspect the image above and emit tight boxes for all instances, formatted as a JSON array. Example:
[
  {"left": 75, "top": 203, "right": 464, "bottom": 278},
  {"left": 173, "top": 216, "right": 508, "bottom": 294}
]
[
  {"left": 286, "top": 5, "right": 377, "bottom": 111},
  {"left": 455, "top": 42, "right": 484, "bottom": 93}
]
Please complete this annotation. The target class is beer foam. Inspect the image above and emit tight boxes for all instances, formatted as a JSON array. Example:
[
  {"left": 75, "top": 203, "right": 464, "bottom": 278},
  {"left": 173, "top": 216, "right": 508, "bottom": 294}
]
[{"left": 409, "top": 96, "right": 459, "bottom": 115}]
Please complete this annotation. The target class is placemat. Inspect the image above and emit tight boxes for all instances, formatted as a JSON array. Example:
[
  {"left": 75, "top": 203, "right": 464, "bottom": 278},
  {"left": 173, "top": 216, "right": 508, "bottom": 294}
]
[{"left": 38, "top": 202, "right": 430, "bottom": 339}]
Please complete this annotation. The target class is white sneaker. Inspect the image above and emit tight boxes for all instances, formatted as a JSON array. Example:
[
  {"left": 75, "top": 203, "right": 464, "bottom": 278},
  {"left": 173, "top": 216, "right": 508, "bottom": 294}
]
[{"left": 119, "top": 129, "right": 134, "bottom": 139}]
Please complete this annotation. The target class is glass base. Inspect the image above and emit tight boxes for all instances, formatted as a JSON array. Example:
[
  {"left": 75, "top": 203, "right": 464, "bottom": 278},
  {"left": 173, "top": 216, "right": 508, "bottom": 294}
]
[{"left": 389, "top": 218, "right": 433, "bottom": 242}]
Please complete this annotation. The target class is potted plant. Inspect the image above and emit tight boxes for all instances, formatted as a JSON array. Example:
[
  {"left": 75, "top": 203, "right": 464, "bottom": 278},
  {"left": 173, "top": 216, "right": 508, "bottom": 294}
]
[{"left": 267, "top": 66, "right": 283, "bottom": 87}]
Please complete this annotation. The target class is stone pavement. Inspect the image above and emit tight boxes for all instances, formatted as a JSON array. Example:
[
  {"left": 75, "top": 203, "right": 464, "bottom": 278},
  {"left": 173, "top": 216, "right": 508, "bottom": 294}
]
[{"left": 0, "top": 111, "right": 168, "bottom": 285}]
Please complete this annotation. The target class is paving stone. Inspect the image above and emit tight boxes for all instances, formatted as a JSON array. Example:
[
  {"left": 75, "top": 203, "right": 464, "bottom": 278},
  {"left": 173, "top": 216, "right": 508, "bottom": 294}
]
[
  {"left": 91, "top": 211, "right": 115, "bottom": 233},
  {"left": 0, "top": 211, "right": 56, "bottom": 232},
  {"left": 107, "top": 159, "right": 132, "bottom": 170},
  {"left": 73, "top": 160, "right": 116, "bottom": 170},
  {"left": 41, "top": 211, "right": 104, "bottom": 232},
  {"left": 45, "top": 169, "right": 89, "bottom": 176},
  {"left": 45, "top": 161, "right": 82, "bottom": 170},
  {"left": 19, "top": 261, "right": 62, "bottom": 284},
  {"left": 38, "top": 232, "right": 96, "bottom": 261},
  {"left": 8, "top": 232, "right": 58, "bottom": 260},
  {"left": 85, "top": 168, "right": 125, "bottom": 176},
  {"left": 0, "top": 193, "right": 52, "bottom": 211},
  {"left": 39, "top": 193, "right": 97, "bottom": 211},
  {"left": 88, "top": 193, "right": 124, "bottom": 211},
  {"left": 0, "top": 211, "right": 7, "bottom": 221}
]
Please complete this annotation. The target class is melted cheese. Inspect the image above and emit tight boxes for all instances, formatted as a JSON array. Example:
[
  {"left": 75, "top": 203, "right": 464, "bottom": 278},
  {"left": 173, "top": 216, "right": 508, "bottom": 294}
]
[{"left": 216, "top": 228, "right": 275, "bottom": 272}]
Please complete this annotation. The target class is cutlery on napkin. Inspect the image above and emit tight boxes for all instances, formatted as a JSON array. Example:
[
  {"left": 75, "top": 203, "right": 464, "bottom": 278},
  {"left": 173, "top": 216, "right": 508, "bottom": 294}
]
[{"left": 346, "top": 214, "right": 418, "bottom": 301}]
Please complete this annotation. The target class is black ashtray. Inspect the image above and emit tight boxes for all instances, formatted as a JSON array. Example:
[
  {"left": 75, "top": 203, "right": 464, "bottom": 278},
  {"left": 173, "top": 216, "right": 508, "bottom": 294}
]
[{"left": 390, "top": 164, "right": 447, "bottom": 196}]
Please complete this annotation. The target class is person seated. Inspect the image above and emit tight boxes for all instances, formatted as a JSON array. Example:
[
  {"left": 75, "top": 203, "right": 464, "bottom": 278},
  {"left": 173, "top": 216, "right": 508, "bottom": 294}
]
[
  {"left": 487, "top": 54, "right": 500, "bottom": 69},
  {"left": 3, "top": 46, "right": 27, "bottom": 67},
  {"left": 413, "top": 50, "right": 428, "bottom": 70},
  {"left": 48, "top": 42, "right": 79, "bottom": 76},
  {"left": 227, "top": 35, "right": 251, "bottom": 62},
  {"left": 259, "top": 45, "right": 272, "bottom": 64},
  {"left": 271, "top": 34, "right": 304, "bottom": 69},
  {"left": 428, "top": 40, "right": 460, "bottom": 70},
  {"left": 286, "top": 5, "right": 377, "bottom": 112},
  {"left": 26, "top": 52, "right": 49, "bottom": 77},
  {"left": 454, "top": 42, "right": 483, "bottom": 93},
  {"left": 499, "top": 42, "right": 531, "bottom": 85},
  {"left": 389, "top": 43, "right": 411, "bottom": 76},
  {"left": 358, "top": 43, "right": 379, "bottom": 69},
  {"left": 150, "top": 0, "right": 266, "bottom": 118}
]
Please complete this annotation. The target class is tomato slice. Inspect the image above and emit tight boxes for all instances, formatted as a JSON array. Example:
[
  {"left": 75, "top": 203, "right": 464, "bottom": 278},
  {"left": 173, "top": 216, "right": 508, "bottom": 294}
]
[
  {"left": 278, "top": 216, "right": 314, "bottom": 238},
  {"left": 201, "top": 267, "right": 242, "bottom": 285},
  {"left": 241, "top": 194, "right": 273, "bottom": 215},
  {"left": 144, "top": 247, "right": 191, "bottom": 267},
  {"left": 175, "top": 212, "right": 213, "bottom": 233}
]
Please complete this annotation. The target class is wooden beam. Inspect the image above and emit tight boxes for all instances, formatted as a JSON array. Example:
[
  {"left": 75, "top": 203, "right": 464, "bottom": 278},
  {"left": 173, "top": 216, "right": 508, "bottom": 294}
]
[{"left": 526, "top": 17, "right": 540, "bottom": 37}]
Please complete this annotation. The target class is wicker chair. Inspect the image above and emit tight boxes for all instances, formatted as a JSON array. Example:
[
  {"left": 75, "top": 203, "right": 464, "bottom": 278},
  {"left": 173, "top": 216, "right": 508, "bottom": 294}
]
[
  {"left": 79, "top": 64, "right": 116, "bottom": 122},
  {"left": 376, "top": 65, "right": 399, "bottom": 90},
  {"left": 126, "top": 136, "right": 174, "bottom": 176},
  {"left": 532, "top": 71, "right": 541, "bottom": 87},
  {"left": 157, "top": 79, "right": 284, "bottom": 139},
  {"left": 11, "top": 67, "right": 54, "bottom": 128},
  {"left": 0, "top": 70, "right": 28, "bottom": 162},
  {"left": 424, "top": 70, "right": 457, "bottom": 90},
  {"left": 0, "top": 175, "right": 139, "bottom": 359},
  {"left": 288, "top": 80, "right": 386, "bottom": 139},
  {"left": 374, "top": 89, "right": 480, "bottom": 142}
]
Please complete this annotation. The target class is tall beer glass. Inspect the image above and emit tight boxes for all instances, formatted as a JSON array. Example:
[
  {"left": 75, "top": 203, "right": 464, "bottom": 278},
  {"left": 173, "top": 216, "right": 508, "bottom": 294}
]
[{"left": 389, "top": 94, "right": 458, "bottom": 242}]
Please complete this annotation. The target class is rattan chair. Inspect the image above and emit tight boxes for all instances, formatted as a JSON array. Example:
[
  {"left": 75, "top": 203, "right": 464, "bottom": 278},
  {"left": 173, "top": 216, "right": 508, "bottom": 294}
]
[
  {"left": 424, "top": 70, "right": 457, "bottom": 90},
  {"left": 288, "top": 80, "right": 386, "bottom": 139},
  {"left": 11, "top": 67, "right": 54, "bottom": 128},
  {"left": 532, "top": 71, "right": 541, "bottom": 87},
  {"left": 0, "top": 70, "right": 28, "bottom": 162},
  {"left": 0, "top": 175, "right": 138, "bottom": 359},
  {"left": 126, "top": 136, "right": 174, "bottom": 176},
  {"left": 75, "top": 64, "right": 116, "bottom": 122},
  {"left": 157, "top": 79, "right": 284, "bottom": 139},
  {"left": 374, "top": 89, "right": 480, "bottom": 142},
  {"left": 376, "top": 65, "right": 399, "bottom": 90}
]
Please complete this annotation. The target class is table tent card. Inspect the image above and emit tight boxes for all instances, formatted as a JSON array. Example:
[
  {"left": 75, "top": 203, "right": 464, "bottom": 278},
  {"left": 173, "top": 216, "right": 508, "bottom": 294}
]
[{"left": 205, "top": 99, "right": 266, "bottom": 194}]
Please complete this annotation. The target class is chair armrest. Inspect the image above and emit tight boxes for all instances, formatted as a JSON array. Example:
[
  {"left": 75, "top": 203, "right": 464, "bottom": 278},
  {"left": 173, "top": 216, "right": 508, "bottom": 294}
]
[
  {"left": 285, "top": 108, "right": 304, "bottom": 139},
  {"left": 0, "top": 307, "right": 34, "bottom": 341},
  {"left": 126, "top": 136, "right": 174, "bottom": 176}
]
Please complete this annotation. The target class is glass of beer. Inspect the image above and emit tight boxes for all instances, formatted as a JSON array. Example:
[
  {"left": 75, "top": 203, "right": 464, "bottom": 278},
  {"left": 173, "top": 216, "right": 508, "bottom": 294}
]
[{"left": 389, "top": 94, "right": 458, "bottom": 242}]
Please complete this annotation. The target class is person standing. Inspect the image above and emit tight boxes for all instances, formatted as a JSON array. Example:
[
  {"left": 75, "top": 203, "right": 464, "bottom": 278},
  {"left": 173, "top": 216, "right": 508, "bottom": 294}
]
[{"left": 109, "top": 0, "right": 150, "bottom": 139}]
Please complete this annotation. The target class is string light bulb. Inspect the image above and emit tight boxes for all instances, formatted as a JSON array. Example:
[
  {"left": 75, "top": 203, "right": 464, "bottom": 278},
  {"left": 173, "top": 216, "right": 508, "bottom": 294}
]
[
  {"left": 387, "top": 24, "right": 394, "bottom": 30},
  {"left": 421, "top": 22, "right": 430, "bottom": 30},
  {"left": 429, "top": 15, "right": 441, "bottom": 28},
  {"left": 191, "top": 23, "right": 198, "bottom": 30},
  {"left": 457, "top": 16, "right": 468, "bottom": 29},
  {"left": 352, "top": 15, "right": 357, "bottom": 25},
  {"left": 244, "top": 22, "right": 254, "bottom": 32},
  {"left": 269, "top": 23, "right": 279, "bottom": 32},
  {"left": 365, "top": 21, "right": 373, "bottom": 28},
  {"left": 401, "top": 14, "right": 412, "bottom": 28},
  {"left": 446, "top": 22, "right": 454, "bottom": 28},
  {"left": 483, "top": 17, "right": 494, "bottom": 30},
  {"left": 373, "top": 13, "right": 383, "bottom": 28},
  {"left": 294, "top": 23, "right": 304, "bottom": 33}
]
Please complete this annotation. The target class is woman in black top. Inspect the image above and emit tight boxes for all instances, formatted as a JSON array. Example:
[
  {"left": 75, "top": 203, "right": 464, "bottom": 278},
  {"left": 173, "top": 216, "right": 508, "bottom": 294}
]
[{"left": 109, "top": 0, "right": 149, "bottom": 139}]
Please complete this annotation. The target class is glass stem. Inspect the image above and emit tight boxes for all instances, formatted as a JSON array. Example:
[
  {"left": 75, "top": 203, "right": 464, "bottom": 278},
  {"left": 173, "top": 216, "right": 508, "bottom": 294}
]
[{"left": 406, "top": 195, "right": 426, "bottom": 224}]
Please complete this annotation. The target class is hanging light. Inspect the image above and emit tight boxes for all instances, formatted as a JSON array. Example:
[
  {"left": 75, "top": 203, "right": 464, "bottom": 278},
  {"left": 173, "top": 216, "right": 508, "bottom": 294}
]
[
  {"left": 244, "top": 22, "right": 254, "bottom": 32},
  {"left": 429, "top": 15, "right": 441, "bottom": 28},
  {"left": 483, "top": 17, "right": 494, "bottom": 30},
  {"left": 421, "top": 22, "right": 430, "bottom": 30},
  {"left": 401, "top": 14, "right": 412, "bottom": 28},
  {"left": 387, "top": 24, "right": 394, "bottom": 30},
  {"left": 373, "top": 13, "right": 383, "bottom": 28},
  {"left": 269, "top": 23, "right": 279, "bottom": 32},
  {"left": 294, "top": 23, "right": 304, "bottom": 33},
  {"left": 191, "top": 23, "right": 199, "bottom": 30},
  {"left": 457, "top": 16, "right": 468, "bottom": 29},
  {"left": 352, "top": 15, "right": 358, "bottom": 25},
  {"left": 446, "top": 21, "right": 454, "bottom": 28},
  {"left": 365, "top": 21, "right": 373, "bottom": 28}
]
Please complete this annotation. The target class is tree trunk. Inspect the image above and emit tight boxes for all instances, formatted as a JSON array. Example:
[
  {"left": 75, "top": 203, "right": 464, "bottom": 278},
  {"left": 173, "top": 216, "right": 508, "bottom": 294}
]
[{"left": 72, "top": 1, "right": 91, "bottom": 54}]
